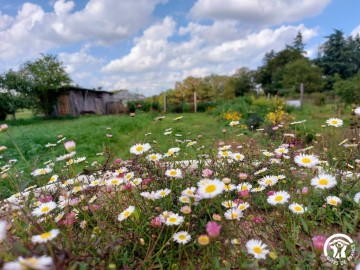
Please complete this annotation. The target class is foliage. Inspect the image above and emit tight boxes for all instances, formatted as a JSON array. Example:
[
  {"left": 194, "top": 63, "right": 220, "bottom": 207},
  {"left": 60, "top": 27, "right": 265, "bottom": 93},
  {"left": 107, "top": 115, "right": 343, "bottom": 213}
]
[
  {"left": 19, "top": 54, "right": 72, "bottom": 116},
  {"left": 265, "top": 107, "right": 294, "bottom": 125},
  {"left": 334, "top": 72, "right": 360, "bottom": 104}
]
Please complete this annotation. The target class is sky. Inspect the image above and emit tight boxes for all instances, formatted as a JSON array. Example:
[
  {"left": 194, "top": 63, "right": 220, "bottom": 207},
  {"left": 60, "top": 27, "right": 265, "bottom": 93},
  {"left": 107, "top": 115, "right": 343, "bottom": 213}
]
[{"left": 0, "top": 0, "right": 360, "bottom": 96}]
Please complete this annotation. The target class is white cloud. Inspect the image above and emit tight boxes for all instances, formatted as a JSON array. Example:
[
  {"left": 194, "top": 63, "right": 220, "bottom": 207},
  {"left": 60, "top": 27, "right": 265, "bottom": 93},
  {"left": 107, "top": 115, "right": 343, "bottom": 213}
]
[
  {"left": 351, "top": 24, "right": 360, "bottom": 36},
  {"left": 190, "top": 0, "right": 330, "bottom": 26}
]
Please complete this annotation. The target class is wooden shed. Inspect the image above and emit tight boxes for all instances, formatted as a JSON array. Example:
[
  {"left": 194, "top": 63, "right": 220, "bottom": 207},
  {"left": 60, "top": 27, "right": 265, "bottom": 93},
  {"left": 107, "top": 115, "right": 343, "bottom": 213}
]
[{"left": 53, "top": 86, "right": 125, "bottom": 116}]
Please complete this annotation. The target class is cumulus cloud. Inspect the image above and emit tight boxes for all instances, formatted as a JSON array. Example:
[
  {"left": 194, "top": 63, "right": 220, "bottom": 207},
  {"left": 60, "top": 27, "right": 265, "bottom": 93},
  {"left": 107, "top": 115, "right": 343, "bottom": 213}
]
[
  {"left": 351, "top": 24, "right": 360, "bottom": 36},
  {"left": 0, "top": 0, "right": 165, "bottom": 62},
  {"left": 190, "top": 0, "right": 330, "bottom": 26}
]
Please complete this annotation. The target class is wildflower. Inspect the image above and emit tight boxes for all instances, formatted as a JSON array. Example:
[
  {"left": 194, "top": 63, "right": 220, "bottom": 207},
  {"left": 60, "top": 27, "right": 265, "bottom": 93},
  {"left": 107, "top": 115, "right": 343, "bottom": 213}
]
[
  {"left": 267, "top": 191, "right": 290, "bottom": 205},
  {"left": 0, "top": 146, "right": 7, "bottom": 152},
  {"left": 130, "top": 178, "right": 142, "bottom": 186},
  {"left": 231, "top": 153, "right": 245, "bottom": 161},
  {"left": 3, "top": 256, "right": 53, "bottom": 270},
  {"left": 224, "top": 208, "right": 243, "bottom": 220},
  {"left": 31, "top": 167, "right": 53, "bottom": 177},
  {"left": 289, "top": 203, "right": 307, "bottom": 214},
  {"left": 326, "top": 196, "right": 342, "bottom": 206},
  {"left": 302, "top": 187, "right": 309, "bottom": 195},
  {"left": 106, "top": 178, "right": 123, "bottom": 186},
  {"left": 118, "top": 206, "right": 135, "bottom": 221},
  {"left": 180, "top": 205, "right": 192, "bottom": 214},
  {"left": 179, "top": 195, "right": 191, "bottom": 203},
  {"left": 355, "top": 192, "right": 360, "bottom": 204},
  {"left": 147, "top": 153, "right": 162, "bottom": 162},
  {"left": 258, "top": 175, "right": 278, "bottom": 187},
  {"left": 31, "top": 229, "right": 60, "bottom": 244},
  {"left": 198, "top": 179, "right": 224, "bottom": 199},
  {"left": 197, "top": 234, "right": 210, "bottom": 245},
  {"left": 326, "top": 118, "right": 343, "bottom": 127},
  {"left": 237, "top": 182, "right": 252, "bottom": 191},
  {"left": 165, "top": 213, "right": 184, "bottom": 226},
  {"left": 165, "top": 147, "right": 180, "bottom": 157},
  {"left": 165, "top": 168, "right": 182, "bottom": 178},
  {"left": 173, "top": 116, "right": 183, "bottom": 121},
  {"left": 218, "top": 150, "right": 232, "bottom": 158},
  {"left": 56, "top": 151, "right": 76, "bottom": 161},
  {"left": 130, "top": 143, "right": 151, "bottom": 155},
  {"left": 32, "top": 201, "right": 57, "bottom": 217},
  {"left": 274, "top": 147, "right": 288, "bottom": 155},
  {"left": 173, "top": 231, "right": 191, "bottom": 244},
  {"left": 251, "top": 186, "right": 265, "bottom": 192},
  {"left": 238, "top": 173, "right": 248, "bottom": 180},
  {"left": 354, "top": 107, "right": 360, "bottom": 115},
  {"left": 237, "top": 202, "right": 250, "bottom": 211},
  {"left": 182, "top": 187, "right": 196, "bottom": 196},
  {"left": 246, "top": 239, "right": 269, "bottom": 260},
  {"left": 150, "top": 217, "right": 162, "bottom": 228},
  {"left": 229, "top": 121, "right": 239, "bottom": 126},
  {"left": 254, "top": 167, "right": 267, "bottom": 175},
  {"left": 0, "top": 124, "right": 9, "bottom": 132},
  {"left": 64, "top": 141, "right": 76, "bottom": 152},
  {"left": 231, "top": 239, "right": 241, "bottom": 245},
  {"left": 0, "top": 220, "right": 6, "bottom": 241},
  {"left": 124, "top": 172, "right": 135, "bottom": 181},
  {"left": 312, "top": 235, "right": 327, "bottom": 252},
  {"left": 311, "top": 174, "right": 337, "bottom": 189},
  {"left": 202, "top": 168, "right": 213, "bottom": 177},
  {"left": 157, "top": 189, "right": 171, "bottom": 198},
  {"left": 294, "top": 154, "right": 319, "bottom": 168}
]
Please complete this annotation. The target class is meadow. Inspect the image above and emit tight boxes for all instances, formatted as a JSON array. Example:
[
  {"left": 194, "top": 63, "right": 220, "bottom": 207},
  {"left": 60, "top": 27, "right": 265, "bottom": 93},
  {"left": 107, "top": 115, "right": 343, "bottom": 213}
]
[{"left": 0, "top": 99, "right": 359, "bottom": 269}]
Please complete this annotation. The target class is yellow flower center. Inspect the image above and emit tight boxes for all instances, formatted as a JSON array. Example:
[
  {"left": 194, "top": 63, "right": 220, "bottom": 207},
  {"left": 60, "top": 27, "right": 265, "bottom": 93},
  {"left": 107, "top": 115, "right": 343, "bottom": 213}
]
[
  {"left": 41, "top": 206, "right": 50, "bottom": 213},
  {"left": 111, "top": 180, "right": 118, "bottom": 185},
  {"left": 231, "top": 213, "right": 238, "bottom": 219},
  {"left": 279, "top": 149, "right": 285, "bottom": 153},
  {"left": 294, "top": 206, "right": 302, "bottom": 212},
  {"left": 330, "top": 199, "right": 337, "bottom": 205},
  {"left": 151, "top": 155, "right": 157, "bottom": 160},
  {"left": 241, "top": 186, "right": 248, "bottom": 191},
  {"left": 331, "top": 120, "right": 338, "bottom": 125},
  {"left": 135, "top": 146, "right": 144, "bottom": 152},
  {"left": 319, "top": 179, "right": 328, "bottom": 185},
  {"left": 205, "top": 184, "right": 216, "bottom": 193},
  {"left": 239, "top": 205, "right": 246, "bottom": 210},
  {"left": 160, "top": 191, "right": 166, "bottom": 196},
  {"left": 22, "top": 257, "right": 38, "bottom": 266},
  {"left": 40, "top": 232, "right": 52, "bottom": 239},
  {"left": 222, "top": 151, "right": 228, "bottom": 156},
  {"left": 39, "top": 169, "right": 46, "bottom": 174},
  {"left": 275, "top": 195, "right": 283, "bottom": 202},
  {"left": 123, "top": 211, "right": 130, "bottom": 217},
  {"left": 168, "top": 217, "right": 177, "bottom": 223},
  {"left": 178, "top": 234, "right": 186, "bottom": 240},
  {"left": 302, "top": 157, "right": 311, "bottom": 164},
  {"left": 170, "top": 171, "right": 177, "bottom": 176},
  {"left": 265, "top": 180, "right": 272, "bottom": 185},
  {"left": 253, "top": 246, "right": 262, "bottom": 254}
]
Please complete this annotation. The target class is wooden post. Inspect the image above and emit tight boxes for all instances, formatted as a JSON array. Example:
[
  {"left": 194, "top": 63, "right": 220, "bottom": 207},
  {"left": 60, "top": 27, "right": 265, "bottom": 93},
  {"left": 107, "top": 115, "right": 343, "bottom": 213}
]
[
  {"left": 300, "top": 83, "right": 304, "bottom": 107},
  {"left": 164, "top": 95, "right": 167, "bottom": 113},
  {"left": 194, "top": 92, "right": 197, "bottom": 113}
]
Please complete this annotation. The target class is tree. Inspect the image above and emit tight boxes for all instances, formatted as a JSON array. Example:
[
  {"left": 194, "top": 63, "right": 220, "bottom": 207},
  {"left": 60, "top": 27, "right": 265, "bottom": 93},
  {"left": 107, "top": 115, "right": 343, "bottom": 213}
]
[
  {"left": 289, "top": 31, "right": 305, "bottom": 54},
  {"left": 19, "top": 54, "right": 71, "bottom": 116},
  {"left": 0, "top": 70, "right": 31, "bottom": 120},
  {"left": 281, "top": 59, "right": 324, "bottom": 94},
  {"left": 225, "top": 67, "right": 255, "bottom": 97},
  {"left": 334, "top": 72, "right": 360, "bottom": 104}
]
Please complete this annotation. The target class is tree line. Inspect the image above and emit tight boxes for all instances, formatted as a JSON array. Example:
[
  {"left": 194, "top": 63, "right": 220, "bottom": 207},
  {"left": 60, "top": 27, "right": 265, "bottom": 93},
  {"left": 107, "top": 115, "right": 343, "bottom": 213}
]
[{"left": 152, "top": 29, "right": 360, "bottom": 107}]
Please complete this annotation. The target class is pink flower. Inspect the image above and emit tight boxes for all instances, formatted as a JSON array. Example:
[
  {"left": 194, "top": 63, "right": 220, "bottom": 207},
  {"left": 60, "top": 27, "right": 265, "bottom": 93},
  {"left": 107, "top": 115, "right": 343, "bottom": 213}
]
[
  {"left": 206, "top": 221, "right": 221, "bottom": 238},
  {"left": 150, "top": 217, "right": 162, "bottom": 228},
  {"left": 114, "top": 158, "right": 123, "bottom": 164},
  {"left": 312, "top": 235, "right": 327, "bottom": 253},
  {"left": 38, "top": 195, "right": 53, "bottom": 203},
  {"left": 202, "top": 169, "right": 213, "bottom": 177},
  {"left": 64, "top": 141, "right": 76, "bottom": 152},
  {"left": 59, "top": 212, "right": 77, "bottom": 226},
  {"left": 142, "top": 178, "right": 153, "bottom": 185},
  {"left": 302, "top": 187, "right": 309, "bottom": 195},
  {"left": 69, "top": 198, "right": 81, "bottom": 206},
  {"left": 89, "top": 204, "right": 100, "bottom": 212},
  {"left": 267, "top": 191, "right": 275, "bottom": 196},
  {"left": 238, "top": 190, "right": 249, "bottom": 199},
  {"left": 238, "top": 173, "right": 248, "bottom": 180},
  {"left": 252, "top": 216, "right": 263, "bottom": 224}
]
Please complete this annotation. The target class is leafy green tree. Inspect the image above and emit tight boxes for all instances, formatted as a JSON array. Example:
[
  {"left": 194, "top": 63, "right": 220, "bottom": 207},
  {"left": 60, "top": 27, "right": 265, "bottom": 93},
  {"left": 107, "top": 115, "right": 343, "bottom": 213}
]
[
  {"left": 289, "top": 31, "right": 305, "bottom": 53},
  {"left": 0, "top": 70, "right": 31, "bottom": 120},
  {"left": 19, "top": 54, "right": 71, "bottom": 116},
  {"left": 225, "top": 67, "right": 255, "bottom": 97},
  {"left": 334, "top": 72, "right": 360, "bottom": 103},
  {"left": 281, "top": 58, "right": 324, "bottom": 94}
]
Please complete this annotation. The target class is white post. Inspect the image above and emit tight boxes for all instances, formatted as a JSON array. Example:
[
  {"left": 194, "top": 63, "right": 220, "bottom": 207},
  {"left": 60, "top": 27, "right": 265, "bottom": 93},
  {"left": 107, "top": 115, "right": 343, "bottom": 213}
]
[
  {"left": 194, "top": 92, "right": 197, "bottom": 113},
  {"left": 300, "top": 83, "right": 304, "bottom": 107},
  {"left": 164, "top": 95, "right": 167, "bottom": 113}
]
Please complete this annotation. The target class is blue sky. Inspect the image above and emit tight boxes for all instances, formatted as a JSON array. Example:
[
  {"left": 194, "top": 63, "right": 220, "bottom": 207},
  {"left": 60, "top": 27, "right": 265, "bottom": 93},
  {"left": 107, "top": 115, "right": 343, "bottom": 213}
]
[{"left": 0, "top": 0, "right": 359, "bottom": 96}]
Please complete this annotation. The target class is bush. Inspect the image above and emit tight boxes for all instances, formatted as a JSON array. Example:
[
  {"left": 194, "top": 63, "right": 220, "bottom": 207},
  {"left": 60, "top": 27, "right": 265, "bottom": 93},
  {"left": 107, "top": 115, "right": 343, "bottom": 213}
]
[
  {"left": 310, "top": 92, "right": 326, "bottom": 106},
  {"left": 245, "top": 113, "right": 263, "bottom": 130}
]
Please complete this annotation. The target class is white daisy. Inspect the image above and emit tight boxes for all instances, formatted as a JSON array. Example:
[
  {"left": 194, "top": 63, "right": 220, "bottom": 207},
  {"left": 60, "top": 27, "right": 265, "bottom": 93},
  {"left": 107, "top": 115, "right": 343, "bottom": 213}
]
[
  {"left": 32, "top": 201, "right": 57, "bottom": 217},
  {"left": 221, "top": 200, "right": 238, "bottom": 208},
  {"left": 130, "top": 178, "right": 143, "bottom": 186},
  {"left": 198, "top": 179, "right": 224, "bottom": 199},
  {"left": 237, "top": 202, "right": 250, "bottom": 211},
  {"left": 116, "top": 167, "right": 128, "bottom": 174},
  {"left": 106, "top": 178, "right": 123, "bottom": 186},
  {"left": 3, "top": 256, "right": 53, "bottom": 270},
  {"left": 181, "top": 187, "right": 196, "bottom": 196},
  {"left": 224, "top": 208, "right": 243, "bottom": 220},
  {"left": 311, "top": 174, "right": 337, "bottom": 189},
  {"left": 165, "top": 168, "right": 183, "bottom": 178},
  {"left": 118, "top": 206, "right": 135, "bottom": 221},
  {"left": 224, "top": 184, "right": 237, "bottom": 192},
  {"left": 355, "top": 192, "right": 360, "bottom": 204},
  {"left": 251, "top": 186, "right": 266, "bottom": 192},
  {"left": 294, "top": 154, "right": 319, "bottom": 168},
  {"left": 246, "top": 239, "right": 269, "bottom": 260},
  {"left": 0, "top": 220, "right": 7, "bottom": 241},
  {"left": 267, "top": 191, "right": 290, "bottom": 205},
  {"left": 130, "top": 143, "right": 151, "bottom": 155},
  {"left": 274, "top": 147, "right": 288, "bottom": 155},
  {"left": 258, "top": 175, "right": 278, "bottom": 187},
  {"left": 326, "top": 118, "right": 343, "bottom": 127},
  {"left": 229, "top": 121, "right": 239, "bottom": 126},
  {"left": 289, "top": 203, "right": 307, "bottom": 214},
  {"left": 31, "top": 168, "right": 53, "bottom": 177},
  {"left": 354, "top": 107, "right": 360, "bottom": 115},
  {"left": 165, "top": 213, "right": 184, "bottom": 226},
  {"left": 231, "top": 153, "right": 245, "bottom": 161},
  {"left": 147, "top": 153, "right": 162, "bottom": 162},
  {"left": 173, "top": 231, "right": 191, "bottom": 244},
  {"left": 157, "top": 189, "right": 171, "bottom": 198},
  {"left": 218, "top": 150, "right": 232, "bottom": 158},
  {"left": 179, "top": 195, "right": 191, "bottom": 204},
  {"left": 165, "top": 147, "right": 180, "bottom": 157},
  {"left": 326, "top": 196, "right": 342, "bottom": 206},
  {"left": 31, "top": 229, "right": 60, "bottom": 244},
  {"left": 237, "top": 182, "right": 252, "bottom": 191}
]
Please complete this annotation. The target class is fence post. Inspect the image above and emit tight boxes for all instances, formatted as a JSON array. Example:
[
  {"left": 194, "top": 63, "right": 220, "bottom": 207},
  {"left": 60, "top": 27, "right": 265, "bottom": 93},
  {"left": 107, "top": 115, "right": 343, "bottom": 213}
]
[
  {"left": 194, "top": 92, "right": 197, "bottom": 113},
  {"left": 164, "top": 95, "right": 167, "bottom": 113},
  {"left": 300, "top": 83, "right": 304, "bottom": 107}
]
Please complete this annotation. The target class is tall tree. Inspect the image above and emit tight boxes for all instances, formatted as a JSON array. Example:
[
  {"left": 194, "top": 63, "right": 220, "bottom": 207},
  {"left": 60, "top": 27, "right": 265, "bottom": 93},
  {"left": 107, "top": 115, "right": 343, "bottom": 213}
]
[
  {"left": 19, "top": 54, "right": 71, "bottom": 116},
  {"left": 290, "top": 31, "right": 305, "bottom": 54}
]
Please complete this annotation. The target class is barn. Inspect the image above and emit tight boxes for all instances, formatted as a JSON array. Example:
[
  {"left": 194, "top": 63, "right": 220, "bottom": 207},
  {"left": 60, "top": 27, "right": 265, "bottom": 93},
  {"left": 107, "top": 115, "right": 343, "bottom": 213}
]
[{"left": 53, "top": 86, "right": 125, "bottom": 116}]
